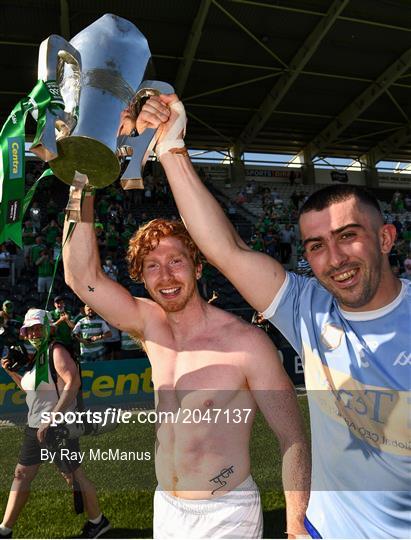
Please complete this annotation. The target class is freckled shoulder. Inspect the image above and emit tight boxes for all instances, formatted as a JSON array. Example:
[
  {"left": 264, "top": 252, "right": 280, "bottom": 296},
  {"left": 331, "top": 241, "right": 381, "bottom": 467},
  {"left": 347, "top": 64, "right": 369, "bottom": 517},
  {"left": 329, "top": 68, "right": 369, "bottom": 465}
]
[
  {"left": 222, "top": 316, "right": 285, "bottom": 383},
  {"left": 237, "top": 318, "right": 275, "bottom": 352},
  {"left": 211, "top": 305, "right": 273, "bottom": 352}
]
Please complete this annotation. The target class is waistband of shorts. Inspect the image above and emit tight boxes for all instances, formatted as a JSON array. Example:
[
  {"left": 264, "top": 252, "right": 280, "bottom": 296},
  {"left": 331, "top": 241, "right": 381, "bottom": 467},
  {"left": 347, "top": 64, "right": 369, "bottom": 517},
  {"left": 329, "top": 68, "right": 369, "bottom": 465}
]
[{"left": 156, "top": 475, "right": 259, "bottom": 514}]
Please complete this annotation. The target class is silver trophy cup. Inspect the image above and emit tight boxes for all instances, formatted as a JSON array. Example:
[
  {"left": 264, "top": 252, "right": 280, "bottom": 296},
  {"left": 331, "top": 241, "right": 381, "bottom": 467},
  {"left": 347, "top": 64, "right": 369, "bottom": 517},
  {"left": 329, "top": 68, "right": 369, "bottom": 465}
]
[{"left": 31, "top": 14, "right": 173, "bottom": 189}]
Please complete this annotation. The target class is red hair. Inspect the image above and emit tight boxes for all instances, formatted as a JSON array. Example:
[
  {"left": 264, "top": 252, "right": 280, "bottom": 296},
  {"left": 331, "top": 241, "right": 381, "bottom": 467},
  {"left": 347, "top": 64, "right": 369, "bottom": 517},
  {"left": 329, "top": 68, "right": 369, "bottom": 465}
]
[{"left": 127, "top": 219, "right": 202, "bottom": 282}]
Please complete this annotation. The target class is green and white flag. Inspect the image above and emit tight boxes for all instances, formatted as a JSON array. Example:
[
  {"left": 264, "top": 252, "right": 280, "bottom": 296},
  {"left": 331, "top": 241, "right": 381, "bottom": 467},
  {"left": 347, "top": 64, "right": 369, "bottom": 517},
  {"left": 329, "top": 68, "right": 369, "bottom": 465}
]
[
  {"left": 34, "top": 312, "right": 52, "bottom": 389},
  {"left": 0, "top": 80, "right": 63, "bottom": 246}
]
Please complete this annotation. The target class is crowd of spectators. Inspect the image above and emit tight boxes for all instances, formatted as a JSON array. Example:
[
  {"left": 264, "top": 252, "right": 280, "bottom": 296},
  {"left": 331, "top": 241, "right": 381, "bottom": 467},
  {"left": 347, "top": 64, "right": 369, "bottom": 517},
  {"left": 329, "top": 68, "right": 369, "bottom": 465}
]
[
  {"left": 1, "top": 161, "right": 410, "bottom": 365},
  {"left": 0, "top": 161, "right": 175, "bottom": 363},
  {"left": 1, "top": 162, "right": 176, "bottom": 287},
  {"left": 0, "top": 294, "right": 144, "bottom": 363},
  {"left": 235, "top": 183, "right": 312, "bottom": 275},
  {"left": 227, "top": 179, "right": 411, "bottom": 280}
]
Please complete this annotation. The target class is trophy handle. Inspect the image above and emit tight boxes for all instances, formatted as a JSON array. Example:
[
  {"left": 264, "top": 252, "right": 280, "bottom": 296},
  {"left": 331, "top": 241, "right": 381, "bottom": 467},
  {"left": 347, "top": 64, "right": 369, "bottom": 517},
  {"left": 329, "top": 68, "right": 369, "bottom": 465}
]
[
  {"left": 30, "top": 35, "right": 81, "bottom": 162},
  {"left": 119, "top": 81, "right": 175, "bottom": 190}
]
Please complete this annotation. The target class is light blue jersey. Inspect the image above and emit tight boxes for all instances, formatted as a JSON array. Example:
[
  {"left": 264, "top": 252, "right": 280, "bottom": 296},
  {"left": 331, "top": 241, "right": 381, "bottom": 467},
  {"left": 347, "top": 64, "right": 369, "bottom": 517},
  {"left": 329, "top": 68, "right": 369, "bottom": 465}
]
[{"left": 263, "top": 273, "right": 411, "bottom": 539}]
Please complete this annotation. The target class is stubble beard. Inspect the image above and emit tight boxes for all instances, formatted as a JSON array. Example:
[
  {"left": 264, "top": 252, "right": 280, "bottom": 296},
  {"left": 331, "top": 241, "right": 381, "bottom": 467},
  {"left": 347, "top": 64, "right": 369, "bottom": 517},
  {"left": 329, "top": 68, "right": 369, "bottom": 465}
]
[
  {"left": 318, "top": 259, "right": 382, "bottom": 309},
  {"left": 152, "top": 280, "right": 197, "bottom": 313}
]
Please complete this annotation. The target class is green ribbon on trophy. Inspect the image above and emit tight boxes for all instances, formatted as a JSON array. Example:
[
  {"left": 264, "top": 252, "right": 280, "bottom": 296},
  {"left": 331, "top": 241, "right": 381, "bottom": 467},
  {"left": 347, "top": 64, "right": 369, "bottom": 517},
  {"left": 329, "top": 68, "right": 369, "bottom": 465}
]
[
  {"left": 22, "top": 168, "right": 54, "bottom": 217},
  {"left": 0, "top": 79, "right": 63, "bottom": 246},
  {"left": 34, "top": 312, "right": 52, "bottom": 389}
]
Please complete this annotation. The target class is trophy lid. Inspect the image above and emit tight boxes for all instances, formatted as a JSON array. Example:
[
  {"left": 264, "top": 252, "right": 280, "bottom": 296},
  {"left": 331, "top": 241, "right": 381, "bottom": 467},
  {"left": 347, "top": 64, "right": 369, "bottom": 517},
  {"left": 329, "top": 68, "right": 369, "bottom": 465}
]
[{"left": 69, "top": 13, "right": 151, "bottom": 90}]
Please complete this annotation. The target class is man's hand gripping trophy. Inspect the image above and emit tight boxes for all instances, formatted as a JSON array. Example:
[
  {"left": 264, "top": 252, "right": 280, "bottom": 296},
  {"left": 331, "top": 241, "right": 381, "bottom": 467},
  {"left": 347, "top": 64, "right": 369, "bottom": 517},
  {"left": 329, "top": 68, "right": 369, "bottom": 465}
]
[{"left": 135, "top": 94, "right": 187, "bottom": 158}]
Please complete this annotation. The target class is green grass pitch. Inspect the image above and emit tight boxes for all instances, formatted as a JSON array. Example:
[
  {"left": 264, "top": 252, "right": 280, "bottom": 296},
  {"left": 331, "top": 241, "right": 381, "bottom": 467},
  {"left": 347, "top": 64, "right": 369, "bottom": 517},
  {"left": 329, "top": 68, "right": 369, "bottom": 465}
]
[{"left": 0, "top": 397, "right": 310, "bottom": 538}]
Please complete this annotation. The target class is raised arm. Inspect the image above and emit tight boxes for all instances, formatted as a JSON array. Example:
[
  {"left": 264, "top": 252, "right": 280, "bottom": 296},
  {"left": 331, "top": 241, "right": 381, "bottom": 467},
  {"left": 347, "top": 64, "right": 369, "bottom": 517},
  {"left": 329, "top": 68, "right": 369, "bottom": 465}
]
[
  {"left": 138, "top": 95, "right": 286, "bottom": 312},
  {"left": 62, "top": 195, "right": 150, "bottom": 336},
  {"left": 53, "top": 311, "right": 75, "bottom": 331}
]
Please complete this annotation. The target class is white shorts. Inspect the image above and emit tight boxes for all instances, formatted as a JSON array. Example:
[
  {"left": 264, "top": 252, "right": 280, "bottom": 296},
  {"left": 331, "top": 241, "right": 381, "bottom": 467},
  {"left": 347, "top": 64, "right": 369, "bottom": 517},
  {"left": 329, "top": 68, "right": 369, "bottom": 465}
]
[{"left": 153, "top": 475, "right": 263, "bottom": 539}]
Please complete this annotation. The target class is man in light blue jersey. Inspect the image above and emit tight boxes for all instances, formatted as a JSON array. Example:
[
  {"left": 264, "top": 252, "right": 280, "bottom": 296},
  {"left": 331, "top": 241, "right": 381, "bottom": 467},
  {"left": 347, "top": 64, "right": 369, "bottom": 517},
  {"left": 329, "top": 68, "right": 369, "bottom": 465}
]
[{"left": 136, "top": 94, "right": 411, "bottom": 539}]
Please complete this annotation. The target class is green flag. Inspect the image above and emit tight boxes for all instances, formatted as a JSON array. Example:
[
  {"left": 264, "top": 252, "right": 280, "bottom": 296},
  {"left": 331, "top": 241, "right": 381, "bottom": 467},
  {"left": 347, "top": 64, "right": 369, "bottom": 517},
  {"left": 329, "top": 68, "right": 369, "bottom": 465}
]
[
  {"left": 0, "top": 80, "right": 63, "bottom": 247},
  {"left": 34, "top": 312, "right": 51, "bottom": 389}
]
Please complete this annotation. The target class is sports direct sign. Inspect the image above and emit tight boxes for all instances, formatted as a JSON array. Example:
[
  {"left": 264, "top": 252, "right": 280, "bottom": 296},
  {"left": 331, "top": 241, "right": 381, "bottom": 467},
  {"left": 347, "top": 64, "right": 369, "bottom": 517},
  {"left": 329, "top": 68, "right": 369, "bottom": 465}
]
[{"left": 245, "top": 167, "right": 302, "bottom": 180}]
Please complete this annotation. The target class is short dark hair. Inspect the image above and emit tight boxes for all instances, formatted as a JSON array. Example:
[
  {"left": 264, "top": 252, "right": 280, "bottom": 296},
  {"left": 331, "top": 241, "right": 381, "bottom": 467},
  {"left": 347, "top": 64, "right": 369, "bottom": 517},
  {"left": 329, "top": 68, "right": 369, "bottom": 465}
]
[{"left": 299, "top": 185, "right": 382, "bottom": 220}]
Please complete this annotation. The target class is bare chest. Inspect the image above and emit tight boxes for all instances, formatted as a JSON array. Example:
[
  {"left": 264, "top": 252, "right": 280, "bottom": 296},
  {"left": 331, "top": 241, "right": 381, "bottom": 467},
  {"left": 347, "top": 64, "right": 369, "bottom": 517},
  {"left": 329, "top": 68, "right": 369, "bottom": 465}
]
[{"left": 145, "top": 334, "right": 247, "bottom": 410}]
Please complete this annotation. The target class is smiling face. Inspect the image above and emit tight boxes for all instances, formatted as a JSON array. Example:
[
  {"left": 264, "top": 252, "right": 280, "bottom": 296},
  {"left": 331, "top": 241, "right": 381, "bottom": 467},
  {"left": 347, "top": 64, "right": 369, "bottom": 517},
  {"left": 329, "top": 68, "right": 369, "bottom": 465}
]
[
  {"left": 299, "top": 196, "right": 397, "bottom": 311},
  {"left": 26, "top": 323, "right": 45, "bottom": 349},
  {"left": 26, "top": 323, "right": 43, "bottom": 340},
  {"left": 142, "top": 236, "right": 201, "bottom": 313}
]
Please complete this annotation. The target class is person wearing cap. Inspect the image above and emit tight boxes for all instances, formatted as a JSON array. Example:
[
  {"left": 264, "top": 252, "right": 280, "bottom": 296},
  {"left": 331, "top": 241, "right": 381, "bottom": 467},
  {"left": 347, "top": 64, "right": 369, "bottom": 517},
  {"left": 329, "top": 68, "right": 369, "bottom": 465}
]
[
  {"left": 50, "top": 296, "right": 75, "bottom": 351},
  {"left": 0, "top": 302, "right": 23, "bottom": 342},
  {"left": 1, "top": 301, "right": 23, "bottom": 325},
  {"left": 0, "top": 308, "right": 110, "bottom": 539},
  {"left": 2, "top": 301, "right": 13, "bottom": 315},
  {"left": 0, "top": 302, "right": 24, "bottom": 359}
]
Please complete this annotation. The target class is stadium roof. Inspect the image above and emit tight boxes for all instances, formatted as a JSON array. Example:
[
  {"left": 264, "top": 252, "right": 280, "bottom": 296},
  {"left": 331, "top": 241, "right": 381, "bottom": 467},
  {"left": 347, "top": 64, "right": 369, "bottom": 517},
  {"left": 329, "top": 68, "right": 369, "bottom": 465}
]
[{"left": 1, "top": 0, "right": 410, "bottom": 166}]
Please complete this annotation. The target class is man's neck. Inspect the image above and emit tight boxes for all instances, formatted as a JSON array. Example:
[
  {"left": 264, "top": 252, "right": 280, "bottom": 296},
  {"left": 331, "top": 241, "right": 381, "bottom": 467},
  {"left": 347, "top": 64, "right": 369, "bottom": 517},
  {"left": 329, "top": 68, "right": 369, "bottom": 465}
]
[
  {"left": 165, "top": 294, "right": 210, "bottom": 343},
  {"left": 340, "top": 274, "right": 402, "bottom": 313}
]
